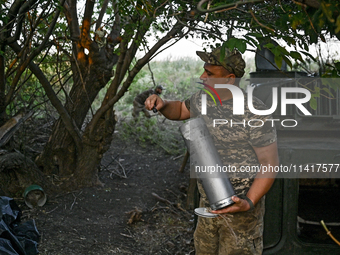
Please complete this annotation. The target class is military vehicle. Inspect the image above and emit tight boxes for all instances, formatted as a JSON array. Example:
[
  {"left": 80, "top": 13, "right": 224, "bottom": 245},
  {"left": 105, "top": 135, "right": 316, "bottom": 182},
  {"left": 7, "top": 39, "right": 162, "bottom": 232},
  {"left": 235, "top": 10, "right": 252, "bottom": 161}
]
[{"left": 252, "top": 48, "right": 340, "bottom": 254}]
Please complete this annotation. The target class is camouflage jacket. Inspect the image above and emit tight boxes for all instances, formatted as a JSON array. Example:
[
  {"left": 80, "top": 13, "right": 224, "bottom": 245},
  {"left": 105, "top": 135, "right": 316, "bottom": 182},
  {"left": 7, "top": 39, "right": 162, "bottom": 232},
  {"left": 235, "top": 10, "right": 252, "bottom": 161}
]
[{"left": 185, "top": 89, "right": 277, "bottom": 202}]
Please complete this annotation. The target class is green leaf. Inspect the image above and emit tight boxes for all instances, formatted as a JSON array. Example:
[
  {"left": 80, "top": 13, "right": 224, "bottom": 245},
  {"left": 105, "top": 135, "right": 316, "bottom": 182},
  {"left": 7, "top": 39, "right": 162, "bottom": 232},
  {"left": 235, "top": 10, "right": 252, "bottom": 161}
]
[
  {"left": 237, "top": 40, "right": 247, "bottom": 53},
  {"left": 331, "top": 69, "right": 339, "bottom": 77},
  {"left": 301, "top": 51, "right": 316, "bottom": 62},
  {"left": 271, "top": 47, "right": 281, "bottom": 56},
  {"left": 274, "top": 55, "right": 283, "bottom": 69},
  {"left": 282, "top": 55, "right": 292, "bottom": 69},
  {"left": 335, "top": 15, "right": 340, "bottom": 34},
  {"left": 277, "top": 45, "right": 289, "bottom": 55},
  {"left": 290, "top": 51, "right": 303, "bottom": 62},
  {"left": 309, "top": 97, "right": 317, "bottom": 110},
  {"left": 314, "top": 86, "right": 320, "bottom": 94},
  {"left": 244, "top": 35, "right": 258, "bottom": 48},
  {"left": 220, "top": 44, "right": 225, "bottom": 62},
  {"left": 320, "top": 2, "right": 335, "bottom": 23},
  {"left": 303, "top": 43, "right": 309, "bottom": 51},
  {"left": 264, "top": 43, "right": 275, "bottom": 49},
  {"left": 246, "top": 32, "right": 263, "bottom": 38},
  {"left": 322, "top": 79, "right": 339, "bottom": 90},
  {"left": 334, "top": 62, "right": 340, "bottom": 71},
  {"left": 322, "top": 87, "right": 334, "bottom": 98},
  {"left": 318, "top": 15, "right": 325, "bottom": 30},
  {"left": 284, "top": 37, "right": 296, "bottom": 45},
  {"left": 225, "top": 38, "right": 238, "bottom": 49},
  {"left": 56, "top": 4, "right": 64, "bottom": 11},
  {"left": 309, "top": 32, "right": 318, "bottom": 44},
  {"left": 224, "top": 38, "right": 246, "bottom": 53}
]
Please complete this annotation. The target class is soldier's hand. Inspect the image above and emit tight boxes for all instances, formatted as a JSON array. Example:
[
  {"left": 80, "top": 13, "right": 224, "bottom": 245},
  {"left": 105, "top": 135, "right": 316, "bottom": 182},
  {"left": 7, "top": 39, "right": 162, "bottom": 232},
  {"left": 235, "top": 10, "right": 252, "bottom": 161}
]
[
  {"left": 145, "top": 94, "right": 164, "bottom": 112},
  {"left": 210, "top": 196, "right": 251, "bottom": 214}
]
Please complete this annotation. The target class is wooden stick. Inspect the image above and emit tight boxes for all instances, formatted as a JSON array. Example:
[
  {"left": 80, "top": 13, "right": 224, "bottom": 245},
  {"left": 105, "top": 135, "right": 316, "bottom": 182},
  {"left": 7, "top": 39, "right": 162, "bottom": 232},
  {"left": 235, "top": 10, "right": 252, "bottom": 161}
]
[
  {"left": 179, "top": 150, "right": 189, "bottom": 173},
  {"left": 151, "top": 192, "right": 172, "bottom": 205}
]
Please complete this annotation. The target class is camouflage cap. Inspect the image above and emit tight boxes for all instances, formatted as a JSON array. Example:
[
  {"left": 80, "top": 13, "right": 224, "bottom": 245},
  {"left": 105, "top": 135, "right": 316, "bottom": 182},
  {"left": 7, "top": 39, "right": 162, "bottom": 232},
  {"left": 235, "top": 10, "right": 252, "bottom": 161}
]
[{"left": 196, "top": 47, "right": 246, "bottom": 78}]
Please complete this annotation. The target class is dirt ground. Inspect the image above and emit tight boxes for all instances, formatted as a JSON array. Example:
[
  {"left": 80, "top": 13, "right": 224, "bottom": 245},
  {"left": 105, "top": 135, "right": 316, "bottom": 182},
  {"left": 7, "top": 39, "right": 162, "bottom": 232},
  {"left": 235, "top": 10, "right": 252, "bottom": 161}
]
[{"left": 15, "top": 121, "right": 196, "bottom": 255}]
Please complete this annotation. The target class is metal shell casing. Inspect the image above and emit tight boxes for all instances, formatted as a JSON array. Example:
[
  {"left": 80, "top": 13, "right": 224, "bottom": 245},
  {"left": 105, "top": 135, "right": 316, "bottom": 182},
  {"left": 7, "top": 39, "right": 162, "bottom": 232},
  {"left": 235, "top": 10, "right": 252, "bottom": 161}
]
[{"left": 179, "top": 118, "right": 235, "bottom": 210}]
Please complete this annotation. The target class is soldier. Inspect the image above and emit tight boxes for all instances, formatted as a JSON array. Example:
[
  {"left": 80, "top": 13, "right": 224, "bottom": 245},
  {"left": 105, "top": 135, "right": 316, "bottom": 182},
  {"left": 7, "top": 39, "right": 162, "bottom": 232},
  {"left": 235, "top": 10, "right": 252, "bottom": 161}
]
[
  {"left": 132, "top": 85, "right": 164, "bottom": 118},
  {"left": 145, "top": 47, "right": 279, "bottom": 254}
]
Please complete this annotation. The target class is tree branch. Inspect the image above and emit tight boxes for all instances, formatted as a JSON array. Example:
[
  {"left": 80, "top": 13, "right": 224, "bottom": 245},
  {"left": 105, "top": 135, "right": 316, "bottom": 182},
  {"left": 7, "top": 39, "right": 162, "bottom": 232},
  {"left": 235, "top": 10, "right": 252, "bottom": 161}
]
[
  {"left": 5, "top": 0, "right": 65, "bottom": 108},
  {"left": 169, "top": 6, "right": 223, "bottom": 41},
  {"left": 6, "top": 0, "right": 39, "bottom": 44},
  {"left": 249, "top": 10, "right": 275, "bottom": 32},
  {"left": 197, "top": 0, "right": 265, "bottom": 13},
  {"left": 102, "top": 37, "right": 129, "bottom": 105},
  {"left": 64, "top": 0, "right": 81, "bottom": 41},
  {"left": 119, "top": 17, "right": 153, "bottom": 85},
  {"left": 294, "top": 0, "right": 320, "bottom": 9},
  {"left": 63, "top": 0, "right": 82, "bottom": 60},
  {"left": 89, "top": 21, "right": 184, "bottom": 136},
  {"left": 197, "top": 0, "right": 320, "bottom": 14},
  {"left": 2, "top": 0, "right": 23, "bottom": 44},
  {"left": 0, "top": 51, "right": 6, "bottom": 121},
  {"left": 80, "top": 0, "right": 95, "bottom": 49},
  {"left": 95, "top": 0, "right": 109, "bottom": 31},
  {"left": 149, "top": 30, "right": 190, "bottom": 62},
  {"left": 108, "top": 5, "right": 121, "bottom": 47},
  {"left": 9, "top": 42, "right": 82, "bottom": 151},
  {"left": 103, "top": 15, "right": 152, "bottom": 106}
]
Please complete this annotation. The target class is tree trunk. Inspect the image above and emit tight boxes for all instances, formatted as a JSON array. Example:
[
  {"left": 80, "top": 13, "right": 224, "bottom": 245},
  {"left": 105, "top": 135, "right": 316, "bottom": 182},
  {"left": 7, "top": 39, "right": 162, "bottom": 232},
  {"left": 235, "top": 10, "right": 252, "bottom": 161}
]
[
  {"left": 0, "top": 49, "right": 6, "bottom": 126},
  {"left": 36, "top": 45, "right": 117, "bottom": 188},
  {"left": 36, "top": 108, "right": 116, "bottom": 188},
  {"left": 74, "top": 111, "right": 116, "bottom": 187}
]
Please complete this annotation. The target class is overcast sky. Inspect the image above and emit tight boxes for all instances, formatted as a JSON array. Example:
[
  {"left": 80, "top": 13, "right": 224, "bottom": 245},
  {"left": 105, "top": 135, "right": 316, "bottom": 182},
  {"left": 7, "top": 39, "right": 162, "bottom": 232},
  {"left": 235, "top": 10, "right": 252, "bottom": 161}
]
[{"left": 151, "top": 37, "right": 340, "bottom": 63}]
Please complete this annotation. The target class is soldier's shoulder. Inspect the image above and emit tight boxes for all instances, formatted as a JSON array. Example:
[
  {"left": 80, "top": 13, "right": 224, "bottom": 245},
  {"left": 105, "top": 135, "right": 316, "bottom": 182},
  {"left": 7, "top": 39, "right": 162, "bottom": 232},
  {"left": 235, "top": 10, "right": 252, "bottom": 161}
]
[
  {"left": 245, "top": 94, "right": 269, "bottom": 111},
  {"left": 191, "top": 90, "right": 203, "bottom": 101}
]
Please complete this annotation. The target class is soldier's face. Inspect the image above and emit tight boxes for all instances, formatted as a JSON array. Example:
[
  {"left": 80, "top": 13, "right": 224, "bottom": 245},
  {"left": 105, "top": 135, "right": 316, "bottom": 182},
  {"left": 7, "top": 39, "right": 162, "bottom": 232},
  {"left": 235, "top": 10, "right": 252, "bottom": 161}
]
[{"left": 200, "top": 63, "right": 231, "bottom": 87}]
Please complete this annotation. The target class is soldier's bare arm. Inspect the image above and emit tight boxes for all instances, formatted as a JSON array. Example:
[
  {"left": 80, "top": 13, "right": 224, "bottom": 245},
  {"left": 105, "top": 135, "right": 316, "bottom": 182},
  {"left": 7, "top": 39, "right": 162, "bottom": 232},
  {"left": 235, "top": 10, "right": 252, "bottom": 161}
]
[
  {"left": 246, "top": 141, "right": 279, "bottom": 206},
  {"left": 211, "top": 142, "right": 279, "bottom": 214},
  {"left": 145, "top": 95, "right": 190, "bottom": 120}
]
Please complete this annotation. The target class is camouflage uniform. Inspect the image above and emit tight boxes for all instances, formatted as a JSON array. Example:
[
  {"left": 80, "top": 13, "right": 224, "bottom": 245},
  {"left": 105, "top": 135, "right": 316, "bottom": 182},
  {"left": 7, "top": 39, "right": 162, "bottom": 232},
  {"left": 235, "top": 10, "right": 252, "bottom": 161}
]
[{"left": 185, "top": 90, "right": 277, "bottom": 255}]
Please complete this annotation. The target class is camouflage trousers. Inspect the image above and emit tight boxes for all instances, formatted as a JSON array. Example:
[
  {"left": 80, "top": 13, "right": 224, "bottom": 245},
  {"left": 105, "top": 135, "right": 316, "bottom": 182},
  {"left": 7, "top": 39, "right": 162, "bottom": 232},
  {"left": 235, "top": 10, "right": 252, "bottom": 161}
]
[
  {"left": 194, "top": 196, "right": 265, "bottom": 255},
  {"left": 132, "top": 100, "right": 151, "bottom": 118}
]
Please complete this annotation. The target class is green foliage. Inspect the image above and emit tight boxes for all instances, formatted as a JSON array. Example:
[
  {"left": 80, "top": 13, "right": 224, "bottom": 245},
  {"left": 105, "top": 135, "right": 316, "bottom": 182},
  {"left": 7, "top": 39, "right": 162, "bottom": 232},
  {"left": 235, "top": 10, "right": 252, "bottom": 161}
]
[
  {"left": 323, "top": 61, "right": 340, "bottom": 78},
  {"left": 223, "top": 38, "right": 247, "bottom": 54},
  {"left": 119, "top": 117, "right": 185, "bottom": 155},
  {"left": 198, "top": 0, "right": 340, "bottom": 106},
  {"left": 114, "top": 57, "right": 203, "bottom": 117},
  {"left": 2, "top": 0, "right": 340, "bottom": 153},
  {"left": 111, "top": 57, "right": 203, "bottom": 155},
  {"left": 3, "top": 60, "right": 51, "bottom": 117},
  {"left": 2, "top": 0, "right": 340, "bottom": 121},
  {"left": 199, "top": 0, "right": 340, "bottom": 80}
]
